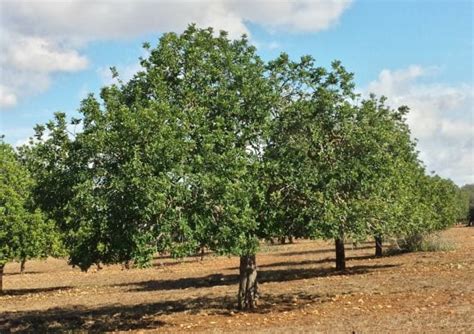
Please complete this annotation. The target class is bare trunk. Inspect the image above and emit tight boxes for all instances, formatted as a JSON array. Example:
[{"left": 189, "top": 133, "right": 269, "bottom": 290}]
[
  {"left": 279, "top": 237, "right": 286, "bottom": 245},
  {"left": 0, "top": 265, "right": 4, "bottom": 293},
  {"left": 238, "top": 255, "right": 258, "bottom": 309},
  {"left": 289, "top": 236, "right": 294, "bottom": 244},
  {"left": 200, "top": 247, "right": 205, "bottom": 261},
  {"left": 375, "top": 236, "right": 383, "bottom": 257},
  {"left": 335, "top": 238, "right": 346, "bottom": 271},
  {"left": 20, "top": 259, "right": 26, "bottom": 274}
]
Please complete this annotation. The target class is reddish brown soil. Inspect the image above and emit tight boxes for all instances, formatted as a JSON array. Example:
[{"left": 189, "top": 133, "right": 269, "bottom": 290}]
[{"left": 1, "top": 226, "right": 473, "bottom": 333}]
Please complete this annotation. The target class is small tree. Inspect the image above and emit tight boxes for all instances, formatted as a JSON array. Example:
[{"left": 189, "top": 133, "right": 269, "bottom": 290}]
[
  {"left": 0, "top": 140, "right": 60, "bottom": 291},
  {"left": 459, "top": 184, "right": 474, "bottom": 226}
]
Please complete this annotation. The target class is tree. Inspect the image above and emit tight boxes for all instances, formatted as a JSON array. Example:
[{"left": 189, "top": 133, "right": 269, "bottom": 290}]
[
  {"left": 120, "top": 26, "right": 273, "bottom": 308},
  {"left": 28, "top": 26, "right": 272, "bottom": 309},
  {"left": 0, "top": 139, "right": 60, "bottom": 291},
  {"left": 264, "top": 54, "right": 422, "bottom": 269},
  {"left": 459, "top": 184, "right": 474, "bottom": 225}
]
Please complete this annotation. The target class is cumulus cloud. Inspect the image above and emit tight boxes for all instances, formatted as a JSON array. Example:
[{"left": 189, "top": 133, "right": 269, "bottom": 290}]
[
  {"left": 1, "top": 0, "right": 351, "bottom": 41},
  {"left": 366, "top": 65, "right": 474, "bottom": 185},
  {"left": 0, "top": 30, "right": 88, "bottom": 108},
  {"left": 5, "top": 35, "right": 88, "bottom": 73},
  {"left": 0, "top": 0, "right": 352, "bottom": 108}
]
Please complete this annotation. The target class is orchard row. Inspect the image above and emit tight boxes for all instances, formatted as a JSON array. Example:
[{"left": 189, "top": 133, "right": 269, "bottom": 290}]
[{"left": 0, "top": 26, "right": 468, "bottom": 307}]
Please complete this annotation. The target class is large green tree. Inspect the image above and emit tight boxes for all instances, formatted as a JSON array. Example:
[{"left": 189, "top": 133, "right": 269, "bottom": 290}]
[
  {"left": 263, "top": 54, "right": 427, "bottom": 269},
  {"left": 115, "top": 26, "right": 273, "bottom": 308},
  {"left": 27, "top": 26, "right": 272, "bottom": 308}
]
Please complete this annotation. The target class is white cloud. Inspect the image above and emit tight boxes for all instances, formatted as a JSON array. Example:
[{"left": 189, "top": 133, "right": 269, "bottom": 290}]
[
  {"left": 0, "top": 0, "right": 352, "bottom": 108},
  {"left": 6, "top": 35, "right": 88, "bottom": 73},
  {"left": 231, "top": 0, "right": 351, "bottom": 32},
  {"left": 1, "top": 0, "right": 351, "bottom": 41},
  {"left": 0, "top": 85, "right": 17, "bottom": 108},
  {"left": 366, "top": 65, "right": 474, "bottom": 185},
  {"left": 0, "top": 31, "right": 88, "bottom": 109}
]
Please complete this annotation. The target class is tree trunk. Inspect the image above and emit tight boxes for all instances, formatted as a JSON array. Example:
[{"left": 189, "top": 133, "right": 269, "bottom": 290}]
[
  {"left": 335, "top": 238, "right": 346, "bottom": 271},
  {"left": 375, "top": 236, "right": 383, "bottom": 257},
  {"left": 20, "top": 259, "right": 26, "bottom": 274},
  {"left": 279, "top": 237, "right": 286, "bottom": 245},
  {"left": 0, "top": 265, "right": 4, "bottom": 293},
  {"left": 200, "top": 247, "right": 205, "bottom": 261},
  {"left": 238, "top": 255, "right": 258, "bottom": 309},
  {"left": 289, "top": 236, "right": 294, "bottom": 244}
]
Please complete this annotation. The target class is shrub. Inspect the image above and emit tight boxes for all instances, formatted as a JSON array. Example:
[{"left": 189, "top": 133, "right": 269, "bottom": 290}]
[{"left": 388, "top": 233, "right": 455, "bottom": 253}]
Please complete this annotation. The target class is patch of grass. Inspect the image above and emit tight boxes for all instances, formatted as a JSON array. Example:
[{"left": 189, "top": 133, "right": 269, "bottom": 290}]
[{"left": 387, "top": 233, "right": 455, "bottom": 254}]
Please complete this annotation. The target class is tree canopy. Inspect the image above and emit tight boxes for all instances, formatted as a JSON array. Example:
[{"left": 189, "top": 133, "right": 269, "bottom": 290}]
[{"left": 0, "top": 139, "right": 61, "bottom": 291}]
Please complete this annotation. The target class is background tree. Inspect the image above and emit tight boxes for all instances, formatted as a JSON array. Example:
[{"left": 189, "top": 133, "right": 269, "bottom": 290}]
[
  {"left": 0, "top": 139, "right": 60, "bottom": 291},
  {"left": 459, "top": 184, "right": 474, "bottom": 226},
  {"left": 264, "top": 54, "right": 424, "bottom": 270}
]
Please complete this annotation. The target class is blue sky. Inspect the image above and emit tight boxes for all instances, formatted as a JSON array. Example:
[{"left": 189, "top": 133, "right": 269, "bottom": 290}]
[{"left": 0, "top": 0, "right": 472, "bottom": 184}]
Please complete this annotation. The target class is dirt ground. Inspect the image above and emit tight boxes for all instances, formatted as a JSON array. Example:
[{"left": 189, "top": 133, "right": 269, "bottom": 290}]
[{"left": 1, "top": 226, "right": 473, "bottom": 333}]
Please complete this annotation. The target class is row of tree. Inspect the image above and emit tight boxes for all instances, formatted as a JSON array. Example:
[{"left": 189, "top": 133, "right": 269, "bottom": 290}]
[{"left": 0, "top": 26, "right": 468, "bottom": 307}]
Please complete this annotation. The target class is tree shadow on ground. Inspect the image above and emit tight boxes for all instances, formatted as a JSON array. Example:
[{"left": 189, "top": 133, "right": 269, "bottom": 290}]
[
  {"left": 4, "top": 270, "right": 44, "bottom": 276},
  {"left": 151, "top": 257, "right": 212, "bottom": 269},
  {"left": 224, "top": 254, "right": 378, "bottom": 271},
  {"left": 276, "top": 245, "right": 373, "bottom": 257},
  {"left": 0, "top": 263, "right": 398, "bottom": 333},
  {"left": 0, "top": 286, "right": 73, "bottom": 296},
  {"left": 0, "top": 302, "right": 168, "bottom": 333},
  {"left": 0, "top": 290, "right": 336, "bottom": 333},
  {"left": 116, "top": 263, "right": 399, "bottom": 293},
  {"left": 256, "top": 254, "right": 379, "bottom": 269}
]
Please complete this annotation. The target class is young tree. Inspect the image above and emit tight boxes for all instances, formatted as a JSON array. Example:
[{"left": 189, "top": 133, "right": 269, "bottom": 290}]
[{"left": 0, "top": 140, "right": 60, "bottom": 291}]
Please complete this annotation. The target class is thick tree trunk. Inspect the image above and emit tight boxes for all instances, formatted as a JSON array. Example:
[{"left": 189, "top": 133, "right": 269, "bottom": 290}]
[
  {"left": 289, "top": 236, "right": 294, "bottom": 244},
  {"left": 335, "top": 238, "right": 346, "bottom": 271},
  {"left": 238, "top": 255, "right": 258, "bottom": 309},
  {"left": 0, "top": 265, "right": 4, "bottom": 293},
  {"left": 20, "top": 259, "right": 26, "bottom": 274},
  {"left": 375, "top": 236, "right": 383, "bottom": 257}
]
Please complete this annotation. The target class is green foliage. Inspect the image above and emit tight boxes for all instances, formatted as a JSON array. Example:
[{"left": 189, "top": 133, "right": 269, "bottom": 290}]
[
  {"left": 0, "top": 140, "right": 61, "bottom": 267},
  {"left": 17, "top": 25, "right": 462, "bottom": 275},
  {"left": 459, "top": 184, "right": 474, "bottom": 222},
  {"left": 263, "top": 54, "right": 422, "bottom": 245},
  {"left": 23, "top": 26, "right": 272, "bottom": 270}
]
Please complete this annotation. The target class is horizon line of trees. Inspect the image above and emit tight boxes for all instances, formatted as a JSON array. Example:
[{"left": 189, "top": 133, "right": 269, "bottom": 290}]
[{"left": 1, "top": 25, "right": 471, "bottom": 308}]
